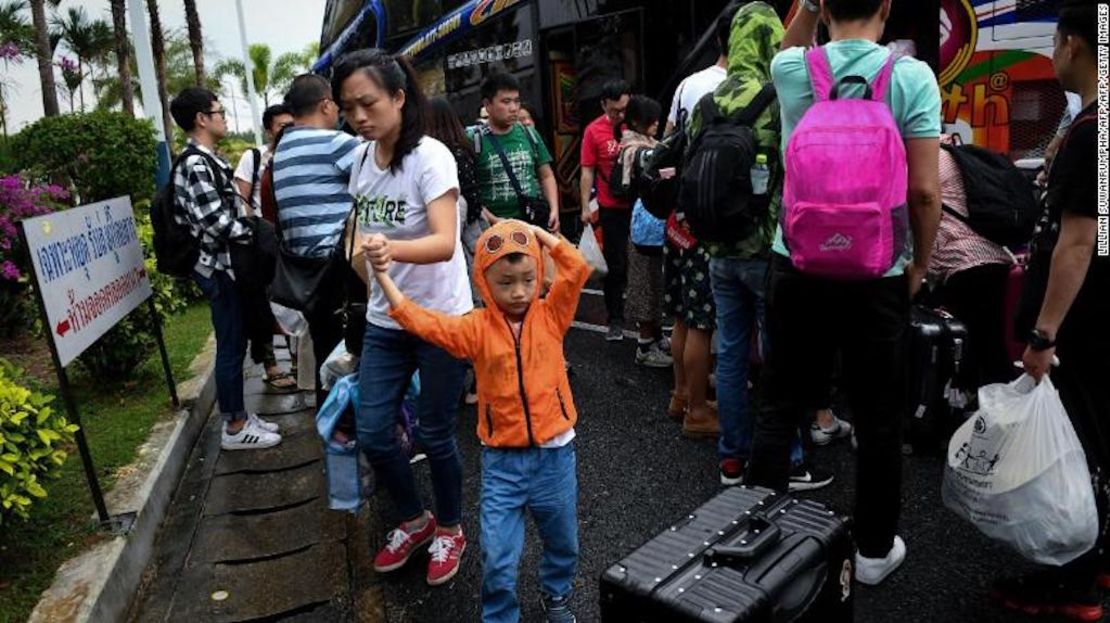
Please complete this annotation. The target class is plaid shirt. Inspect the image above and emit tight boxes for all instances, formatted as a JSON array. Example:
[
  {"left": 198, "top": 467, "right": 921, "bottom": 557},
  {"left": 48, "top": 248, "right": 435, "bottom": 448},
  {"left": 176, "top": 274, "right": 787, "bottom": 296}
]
[{"left": 173, "top": 140, "right": 250, "bottom": 278}]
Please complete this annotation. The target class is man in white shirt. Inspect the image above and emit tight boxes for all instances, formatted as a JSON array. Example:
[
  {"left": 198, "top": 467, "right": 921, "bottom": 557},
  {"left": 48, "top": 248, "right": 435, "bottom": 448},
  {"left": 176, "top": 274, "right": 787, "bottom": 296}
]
[
  {"left": 233, "top": 103, "right": 296, "bottom": 391},
  {"left": 234, "top": 103, "right": 293, "bottom": 215},
  {"left": 664, "top": 10, "right": 731, "bottom": 135}
]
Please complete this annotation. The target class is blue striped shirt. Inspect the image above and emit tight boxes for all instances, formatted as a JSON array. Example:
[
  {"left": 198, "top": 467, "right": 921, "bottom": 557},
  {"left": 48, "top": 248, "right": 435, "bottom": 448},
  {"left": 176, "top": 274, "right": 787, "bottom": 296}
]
[{"left": 271, "top": 126, "right": 362, "bottom": 257}]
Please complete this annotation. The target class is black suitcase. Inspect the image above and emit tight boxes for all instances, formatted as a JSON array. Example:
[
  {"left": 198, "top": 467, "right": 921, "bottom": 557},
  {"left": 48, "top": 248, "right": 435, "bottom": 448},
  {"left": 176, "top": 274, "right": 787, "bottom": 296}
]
[
  {"left": 599, "top": 486, "right": 853, "bottom": 623},
  {"left": 905, "top": 306, "right": 970, "bottom": 454}
]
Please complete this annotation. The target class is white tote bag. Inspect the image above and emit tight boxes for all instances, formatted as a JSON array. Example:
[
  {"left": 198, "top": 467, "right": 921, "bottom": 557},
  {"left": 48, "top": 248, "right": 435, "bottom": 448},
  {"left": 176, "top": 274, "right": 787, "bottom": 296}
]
[{"left": 578, "top": 227, "right": 608, "bottom": 277}]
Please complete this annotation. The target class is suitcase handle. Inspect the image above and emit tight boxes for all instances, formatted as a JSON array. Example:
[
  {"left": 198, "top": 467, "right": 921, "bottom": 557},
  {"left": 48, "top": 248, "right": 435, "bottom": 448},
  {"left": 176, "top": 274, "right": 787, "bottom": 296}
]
[{"left": 704, "top": 514, "right": 781, "bottom": 564}]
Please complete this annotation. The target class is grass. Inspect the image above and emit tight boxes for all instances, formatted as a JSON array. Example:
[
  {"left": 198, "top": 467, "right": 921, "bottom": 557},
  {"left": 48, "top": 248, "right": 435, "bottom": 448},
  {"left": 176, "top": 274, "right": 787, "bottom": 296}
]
[{"left": 0, "top": 302, "right": 211, "bottom": 623}]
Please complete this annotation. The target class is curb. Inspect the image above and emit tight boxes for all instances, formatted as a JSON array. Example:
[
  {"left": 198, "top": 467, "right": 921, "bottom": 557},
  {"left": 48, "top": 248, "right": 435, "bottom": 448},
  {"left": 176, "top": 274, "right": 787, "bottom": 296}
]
[{"left": 28, "top": 336, "right": 217, "bottom": 623}]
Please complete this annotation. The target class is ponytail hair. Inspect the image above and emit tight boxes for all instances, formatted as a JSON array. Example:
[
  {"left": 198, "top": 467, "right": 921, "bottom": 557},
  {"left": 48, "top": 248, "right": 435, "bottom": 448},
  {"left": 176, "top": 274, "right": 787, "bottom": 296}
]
[{"left": 331, "top": 49, "right": 427, "bottom": 172}]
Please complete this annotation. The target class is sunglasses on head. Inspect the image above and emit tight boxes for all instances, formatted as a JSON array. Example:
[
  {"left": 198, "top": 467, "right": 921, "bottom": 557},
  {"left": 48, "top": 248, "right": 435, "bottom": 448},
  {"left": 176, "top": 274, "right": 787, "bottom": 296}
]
[{"left": 485, "top": 229, "right": 530, "bottom": 253}]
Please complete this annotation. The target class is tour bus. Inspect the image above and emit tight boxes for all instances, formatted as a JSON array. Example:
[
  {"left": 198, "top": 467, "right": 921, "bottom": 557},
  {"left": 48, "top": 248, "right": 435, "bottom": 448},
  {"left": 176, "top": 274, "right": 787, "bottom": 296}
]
[{"left": 316, "top": 0, "right": 1063, "bottom": 215}]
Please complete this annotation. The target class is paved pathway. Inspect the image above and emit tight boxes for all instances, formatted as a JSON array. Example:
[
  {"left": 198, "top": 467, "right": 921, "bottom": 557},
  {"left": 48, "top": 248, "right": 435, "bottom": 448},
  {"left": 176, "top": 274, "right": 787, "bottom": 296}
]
[{"left": 130, "top": 346, "right": 372, "bottom": 622}]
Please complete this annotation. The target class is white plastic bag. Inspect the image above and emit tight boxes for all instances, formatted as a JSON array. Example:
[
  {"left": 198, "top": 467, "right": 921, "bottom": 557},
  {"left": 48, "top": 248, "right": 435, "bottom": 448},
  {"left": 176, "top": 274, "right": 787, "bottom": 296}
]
[
  {"left": 578, "top": 227, "right": 608, "bottom": 277},
  {"left": 942, "top": 374, "right": 1097, "bottom": 565}
]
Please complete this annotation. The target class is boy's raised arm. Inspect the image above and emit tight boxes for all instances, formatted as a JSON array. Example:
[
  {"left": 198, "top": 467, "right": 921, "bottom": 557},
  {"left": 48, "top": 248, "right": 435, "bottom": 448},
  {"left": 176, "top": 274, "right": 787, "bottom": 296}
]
[
  {"left": 534, "top": 226, "right": 590, "bottom": 335},
  {"left": 374, "top": 260, "right": 481, "bottom": 361}
]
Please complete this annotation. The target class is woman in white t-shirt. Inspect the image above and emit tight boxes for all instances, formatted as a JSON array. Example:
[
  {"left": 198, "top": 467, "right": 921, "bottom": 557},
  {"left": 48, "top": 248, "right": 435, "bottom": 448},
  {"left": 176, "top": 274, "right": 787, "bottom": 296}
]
[{"left": 333, "top": 49, "right": 473, "bottom": 586}]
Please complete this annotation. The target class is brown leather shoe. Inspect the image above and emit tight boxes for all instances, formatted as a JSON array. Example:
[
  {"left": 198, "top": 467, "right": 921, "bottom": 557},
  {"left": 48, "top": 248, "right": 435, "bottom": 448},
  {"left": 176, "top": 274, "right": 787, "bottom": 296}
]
[
  {"left": 668, "top": 392, "right": 689, "bottom": 421},
  {"left": 683, "top": 403, "right": 719, "bottom": 439}
]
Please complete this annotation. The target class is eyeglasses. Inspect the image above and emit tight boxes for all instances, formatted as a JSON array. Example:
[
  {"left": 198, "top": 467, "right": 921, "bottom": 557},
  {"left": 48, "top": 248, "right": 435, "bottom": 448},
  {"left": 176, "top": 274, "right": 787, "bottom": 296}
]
[
  {"left": 485, "top": 230, "right": 530, "bottom": 253},
  {"left": 203, "top": 108, "right": 227, "bottom": 119}
]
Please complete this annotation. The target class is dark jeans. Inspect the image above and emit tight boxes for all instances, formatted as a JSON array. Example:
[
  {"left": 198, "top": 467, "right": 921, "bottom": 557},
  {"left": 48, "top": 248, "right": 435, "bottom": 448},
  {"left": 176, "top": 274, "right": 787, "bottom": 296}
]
[
  {"left": 1055, "top": 341, "right": 1110, "bottom": 590},
  {"left": 358, "top": 323, "right": 468, "bottom": 526},
  {"left": 748, "top": 256, "right": 908, "bottom": 558},
  {"left": 599, "top": 207, "right": 631, "bottom": 324},
  {"left": 305, "top": 261, "right": 367, "bottom": 406},
  {"left": 934, "top": 263, "right": 1014, "bottom": 389},
  {"left": 194, "top": 270, "right": 247, "bottom": 422}
]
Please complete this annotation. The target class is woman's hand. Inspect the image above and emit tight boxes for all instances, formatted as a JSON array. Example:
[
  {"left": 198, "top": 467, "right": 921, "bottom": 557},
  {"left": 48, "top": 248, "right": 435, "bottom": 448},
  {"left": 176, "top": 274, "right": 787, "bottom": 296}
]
[{"left": 363, "top": 233, "right": 392, "bottom": 272}]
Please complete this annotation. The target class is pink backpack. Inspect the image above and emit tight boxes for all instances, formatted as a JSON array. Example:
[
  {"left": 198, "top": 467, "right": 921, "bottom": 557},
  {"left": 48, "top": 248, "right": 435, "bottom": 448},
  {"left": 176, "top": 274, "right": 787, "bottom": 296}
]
[{"left": 783, "top": 47, "right": 908, "bottom": 280}]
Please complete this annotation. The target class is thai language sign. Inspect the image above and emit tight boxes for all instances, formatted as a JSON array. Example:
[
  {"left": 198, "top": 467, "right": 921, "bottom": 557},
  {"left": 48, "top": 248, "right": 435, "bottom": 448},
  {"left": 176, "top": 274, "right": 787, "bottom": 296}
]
[{"left": 21, "top": 196, "right": 152, "bottom": 366}]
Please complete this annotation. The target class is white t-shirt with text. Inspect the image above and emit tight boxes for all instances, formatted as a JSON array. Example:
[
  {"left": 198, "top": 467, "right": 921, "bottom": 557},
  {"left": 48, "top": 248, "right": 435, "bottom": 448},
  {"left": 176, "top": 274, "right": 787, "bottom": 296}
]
[{"left": 348, "top": 137, "right": 473, "bottom": 329}]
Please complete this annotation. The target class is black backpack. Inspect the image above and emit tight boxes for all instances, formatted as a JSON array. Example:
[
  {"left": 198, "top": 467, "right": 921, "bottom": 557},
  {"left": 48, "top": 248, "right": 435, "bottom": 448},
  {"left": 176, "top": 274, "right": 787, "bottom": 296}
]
[
  {"left": 638, "top": 110, "right": 691, "bottom": 220},
  {"left": 940, "top": 141, "right": 1038, "bottom": 249},
  {"left": 150, "top": 145, "right": 211, "bottom": 278},
  {"left": 679, "top": 84, "right": 776, "bottom": 244}
]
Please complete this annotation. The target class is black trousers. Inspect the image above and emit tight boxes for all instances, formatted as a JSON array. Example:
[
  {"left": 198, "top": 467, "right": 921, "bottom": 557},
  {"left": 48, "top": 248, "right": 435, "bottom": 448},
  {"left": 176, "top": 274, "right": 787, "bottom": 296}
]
[
  {"left": 934, "top": 263, "right": 1015, "bottom": 389},
  {"left": 599, "top": 207, "right": 631, "bottom": 324},
  {"left": 748, "top": 256, "right": 909, "bottom": 558},
  {"left": 241, "top": 285, "right": 278, "bottom": 367},
  {"left": 1055, "top": 340, "right": 1110, "bottom": 589},
  {"left": 305, "top": 260, "right": 367, "bottom": 407}
]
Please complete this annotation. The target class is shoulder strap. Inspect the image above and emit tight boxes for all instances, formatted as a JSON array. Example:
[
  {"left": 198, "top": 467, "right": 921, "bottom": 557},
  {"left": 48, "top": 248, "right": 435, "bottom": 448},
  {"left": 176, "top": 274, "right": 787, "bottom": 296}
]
[
  {"left": 486, "top": 131, "right": 527, "bottom": 200},
  {"left": 247, "top": 147, "right": 261, "bottom": 208},
  {"left": 806, "top": 47, "right": 834, "bottom": 103},
  {"left": 871, "top": 52, "right": 898, "bottom": 102},
  {"left": 736, "top": 83, "right": 777, "bottom": 127},
  {"left": 696, "top": 92, "right": 722, "bottom": 128}
]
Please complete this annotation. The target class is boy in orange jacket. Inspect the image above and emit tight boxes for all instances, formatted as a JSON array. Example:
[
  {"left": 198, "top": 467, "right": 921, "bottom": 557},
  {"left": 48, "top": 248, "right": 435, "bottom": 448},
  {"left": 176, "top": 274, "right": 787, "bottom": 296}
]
[{"left": 368, "top": 219, "right": 590, "bottom": 623}]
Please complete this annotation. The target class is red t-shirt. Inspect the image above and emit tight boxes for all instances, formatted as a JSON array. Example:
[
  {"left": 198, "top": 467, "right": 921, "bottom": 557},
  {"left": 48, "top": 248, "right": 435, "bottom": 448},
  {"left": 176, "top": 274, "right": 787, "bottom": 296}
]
[{"left": 580, "top": 114, "right": 628, "bottom": 210}]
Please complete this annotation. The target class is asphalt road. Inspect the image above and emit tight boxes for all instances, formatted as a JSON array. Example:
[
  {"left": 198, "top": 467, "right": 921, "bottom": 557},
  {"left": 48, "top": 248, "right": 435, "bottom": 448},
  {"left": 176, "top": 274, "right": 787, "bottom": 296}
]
[{"left": 363, "top": 288, "right": 1090, "bottom": 623}]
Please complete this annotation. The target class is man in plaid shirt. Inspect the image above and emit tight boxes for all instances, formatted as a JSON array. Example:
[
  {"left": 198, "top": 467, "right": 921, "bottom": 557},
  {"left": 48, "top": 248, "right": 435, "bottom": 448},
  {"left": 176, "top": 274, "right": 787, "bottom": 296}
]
[{"left": 170, "top": 87, "right": 282, "bottom": 451}]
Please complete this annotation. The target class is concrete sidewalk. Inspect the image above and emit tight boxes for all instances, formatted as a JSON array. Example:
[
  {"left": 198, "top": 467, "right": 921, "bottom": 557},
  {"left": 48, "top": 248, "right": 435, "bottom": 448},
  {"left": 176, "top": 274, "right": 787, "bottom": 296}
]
[{"left": 129, "top": 347, "right": 373, "bottom": 622}]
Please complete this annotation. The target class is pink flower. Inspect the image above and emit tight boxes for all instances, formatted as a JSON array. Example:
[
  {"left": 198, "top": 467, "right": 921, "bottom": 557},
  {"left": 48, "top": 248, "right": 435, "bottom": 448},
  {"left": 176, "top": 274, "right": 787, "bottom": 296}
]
[{"left": 1, "top": 260, "right": 19, "bottom": 281}]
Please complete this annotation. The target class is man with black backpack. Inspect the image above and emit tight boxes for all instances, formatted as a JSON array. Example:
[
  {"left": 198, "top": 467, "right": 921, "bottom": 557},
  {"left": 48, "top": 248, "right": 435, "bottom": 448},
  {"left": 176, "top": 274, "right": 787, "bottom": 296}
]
[
  {"left": 684, "top": 1, "right": 835, "bottom": 492},
  {"left": 168, "top": 87, "right": 282, "bottom": 451}
]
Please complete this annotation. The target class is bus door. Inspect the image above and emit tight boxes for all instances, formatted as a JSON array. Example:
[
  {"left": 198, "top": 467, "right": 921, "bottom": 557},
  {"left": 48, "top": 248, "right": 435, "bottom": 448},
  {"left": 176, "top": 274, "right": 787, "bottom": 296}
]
[{"left": 537, "top": 9, "right": 644, "bottom": 218}]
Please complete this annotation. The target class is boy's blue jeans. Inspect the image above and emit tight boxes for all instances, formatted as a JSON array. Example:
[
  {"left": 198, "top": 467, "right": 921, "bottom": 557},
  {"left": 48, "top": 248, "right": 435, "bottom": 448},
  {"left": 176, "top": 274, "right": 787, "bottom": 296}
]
[{"left": 481, "top": 443, "right": 578, "bottom": 623}]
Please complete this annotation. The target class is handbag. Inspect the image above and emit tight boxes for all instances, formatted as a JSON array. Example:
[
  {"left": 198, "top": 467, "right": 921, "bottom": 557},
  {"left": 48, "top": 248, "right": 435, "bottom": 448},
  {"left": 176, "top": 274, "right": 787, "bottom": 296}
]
[
  {"left": 229, "top": 215, "right": 277, "bottom": 287},
  {"left": 486, "top": 128, "right": 551, "bottom": 228},
  {"left": 271, "top": 147, "right": 370, "bottom": 314},
  {"left": 630, "top": 199, "right": 665, "bottom": 255}
]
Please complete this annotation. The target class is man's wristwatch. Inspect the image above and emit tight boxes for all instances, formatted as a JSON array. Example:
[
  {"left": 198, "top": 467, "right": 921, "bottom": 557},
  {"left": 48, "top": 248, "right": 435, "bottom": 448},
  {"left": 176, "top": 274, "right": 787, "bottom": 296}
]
[
  {"left": 801, "top": 0, "right": 820, "bottom": 13},
  {"left": 1028, "top": 328, "right": 1056, "bottom": 352}
]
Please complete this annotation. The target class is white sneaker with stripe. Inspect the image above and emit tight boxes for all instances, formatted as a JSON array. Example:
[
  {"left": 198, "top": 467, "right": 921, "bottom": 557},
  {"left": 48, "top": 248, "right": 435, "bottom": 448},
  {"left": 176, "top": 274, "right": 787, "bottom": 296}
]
[{"left": 221, "top": 419, "right": 282, "bottom": 451}]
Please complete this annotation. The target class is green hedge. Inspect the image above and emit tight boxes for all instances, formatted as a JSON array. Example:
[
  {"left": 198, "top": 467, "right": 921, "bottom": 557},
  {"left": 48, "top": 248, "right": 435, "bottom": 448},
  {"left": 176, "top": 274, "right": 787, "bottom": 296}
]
[
  {"left": 11, "top": 110, "right": 157, "bottom": 204},
  {"left": 0, "top": 359, "right": 76, "bottom": 524}
]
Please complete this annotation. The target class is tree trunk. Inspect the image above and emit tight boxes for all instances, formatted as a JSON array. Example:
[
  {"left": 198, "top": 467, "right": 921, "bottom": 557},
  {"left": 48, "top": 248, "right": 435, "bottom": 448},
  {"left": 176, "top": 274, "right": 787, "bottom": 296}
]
[
  {"left": 109, "top": 0, "right": 135, "bottom": 116},
  {"left": 77, "top": 58, "right": 86, "bottom": 111},
  {"left": 184, "top": 0, "right": 205, "bottom": 86},
  {"left": 30, "top": 0, "right": 60, "bottom": 117},
  {"left": 147, "top": 0, "right": 175, "bottom": 151}
]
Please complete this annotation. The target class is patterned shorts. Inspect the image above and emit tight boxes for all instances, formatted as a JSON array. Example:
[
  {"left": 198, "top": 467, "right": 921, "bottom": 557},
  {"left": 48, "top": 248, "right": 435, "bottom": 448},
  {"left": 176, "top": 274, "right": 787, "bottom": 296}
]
[{"left": 663, "top": 241, "right": 716, "bottom": 332}]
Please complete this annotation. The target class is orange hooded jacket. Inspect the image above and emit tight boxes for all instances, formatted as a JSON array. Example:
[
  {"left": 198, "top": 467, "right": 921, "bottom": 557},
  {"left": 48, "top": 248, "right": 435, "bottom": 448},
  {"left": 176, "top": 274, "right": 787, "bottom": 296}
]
[{"left": 389, "top": 220, "right": 591, "bottom": 448}]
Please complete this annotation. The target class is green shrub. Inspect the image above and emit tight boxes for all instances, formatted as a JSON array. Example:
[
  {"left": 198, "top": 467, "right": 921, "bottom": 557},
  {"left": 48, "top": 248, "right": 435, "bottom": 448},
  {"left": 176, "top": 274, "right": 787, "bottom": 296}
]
[
  {"left": 76, "top": 202, "right": 199, "bottom": 378},
  {"left": 0, "top": 359, "right": 76, "bottom": 524},
  {"left": 11, "top": 110, "right": 158, "bottom": 204}
]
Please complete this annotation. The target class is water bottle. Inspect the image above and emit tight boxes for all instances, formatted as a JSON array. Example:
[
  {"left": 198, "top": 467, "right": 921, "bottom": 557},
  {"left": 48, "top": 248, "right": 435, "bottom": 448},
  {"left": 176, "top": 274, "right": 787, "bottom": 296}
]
[{"left": 750, "top": 154, "right": 770, "bottom": 196}]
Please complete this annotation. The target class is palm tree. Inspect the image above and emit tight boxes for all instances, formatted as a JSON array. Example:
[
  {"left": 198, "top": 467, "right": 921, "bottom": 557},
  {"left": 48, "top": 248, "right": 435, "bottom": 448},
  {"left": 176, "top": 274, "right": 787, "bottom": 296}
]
[
  {"left": 214, "top": 42, "right": 316, "bottom": 108},
  {"left": 29, "top": 0, "right": 59, "bottom": 116},
  {"left": 146, "top": 0, "right": 173, "bottom": 150},
  {"left": 1, "top": 0, "right": 34, "bottom": 134},
  {"left": 51, "top": 7, "right": 112, "bottom": 111},
  {"left": 182, "top": 0, "right": 203, "bottom": 85},
  {"left": 108, "top": 0, "right": 132, "bottom": 115}
]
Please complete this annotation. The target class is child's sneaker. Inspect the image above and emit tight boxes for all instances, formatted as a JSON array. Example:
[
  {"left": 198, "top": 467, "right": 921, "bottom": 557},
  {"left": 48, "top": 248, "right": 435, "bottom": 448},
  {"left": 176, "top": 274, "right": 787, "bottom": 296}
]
[
  {"left": 426, "top": 529, "right": 466, "bottom": 586},
  {"left": 373, "top": 514, "right": 437, "bottom": 573},
  {"left": 991, "top": 570, "right": 1103, "bottom": 621},
  {"left": 541, "top": 593, "right": 577, "bottom": 623},
  {"left": 221, "top": 420, "right": 282, "bottom": 451}
]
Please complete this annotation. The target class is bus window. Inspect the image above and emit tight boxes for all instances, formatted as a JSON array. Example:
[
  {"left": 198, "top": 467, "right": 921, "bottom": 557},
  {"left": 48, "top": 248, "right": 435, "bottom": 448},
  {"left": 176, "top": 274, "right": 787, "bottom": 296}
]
[{"left": 385, "top": 0, "right": 469, "bottom": 38}]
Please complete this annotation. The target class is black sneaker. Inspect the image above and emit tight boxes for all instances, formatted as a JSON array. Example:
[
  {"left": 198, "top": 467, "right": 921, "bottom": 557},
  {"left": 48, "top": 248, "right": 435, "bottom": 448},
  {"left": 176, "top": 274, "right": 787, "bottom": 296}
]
[
  {"left": 541, "top": 593, "right": 576, "bottom": 623},
  {"left": 991, "top": 571, "right": 1104, "bottom": 621},
  {"left": 606, "top": 323, "right": 624, "bottom": 342},
  {"left": 788, "top": 464, "right": 833, "bottom": 492}
]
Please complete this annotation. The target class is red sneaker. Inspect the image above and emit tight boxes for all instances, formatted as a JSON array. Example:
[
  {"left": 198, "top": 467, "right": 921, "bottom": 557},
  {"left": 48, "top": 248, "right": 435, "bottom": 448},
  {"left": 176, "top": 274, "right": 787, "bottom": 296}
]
[
  {"left": 719, "top": 458, "right": 744, "bottom": 486},
  {"left": 1098, "top": 573, "right": 1110, "bottom": 591},
  {"left": 426, "top": 529, "right": 467, "bottom": 586},
  {"left": 373, "top": 515, "right": 437, "bottom": 573}
]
